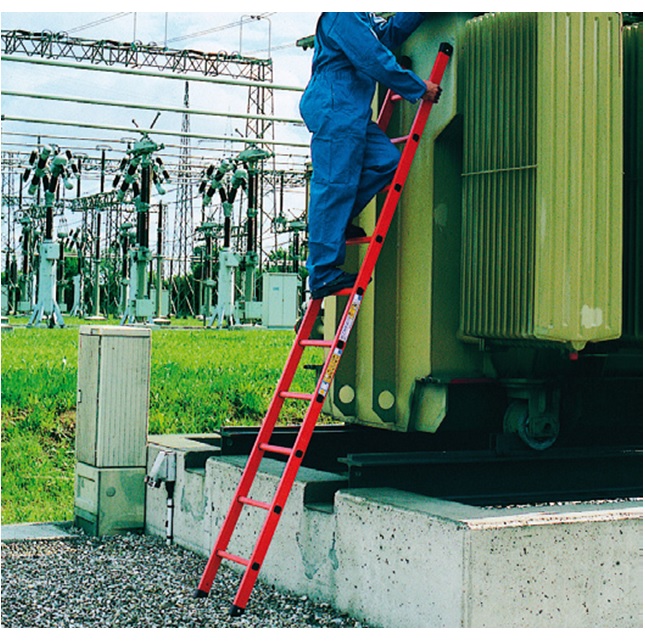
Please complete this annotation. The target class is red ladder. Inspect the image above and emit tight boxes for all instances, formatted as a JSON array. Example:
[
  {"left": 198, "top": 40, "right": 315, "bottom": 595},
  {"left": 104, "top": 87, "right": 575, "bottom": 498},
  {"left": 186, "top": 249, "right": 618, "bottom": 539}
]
[{"left": 193, "top": 42, "right": 453, "bottom": 616}]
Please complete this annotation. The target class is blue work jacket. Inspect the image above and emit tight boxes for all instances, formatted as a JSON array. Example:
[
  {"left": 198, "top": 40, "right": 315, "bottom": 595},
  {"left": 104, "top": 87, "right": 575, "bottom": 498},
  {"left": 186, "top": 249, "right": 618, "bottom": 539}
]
[{"left": 299, "top": 12, "right": 427, "bottom": 133}]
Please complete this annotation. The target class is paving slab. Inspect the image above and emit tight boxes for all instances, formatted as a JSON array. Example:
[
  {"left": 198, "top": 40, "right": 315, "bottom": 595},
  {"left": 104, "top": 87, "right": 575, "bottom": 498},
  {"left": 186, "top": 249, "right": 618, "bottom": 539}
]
[{"left": 1, "top": 521, "right": 77, "bottom": 542}]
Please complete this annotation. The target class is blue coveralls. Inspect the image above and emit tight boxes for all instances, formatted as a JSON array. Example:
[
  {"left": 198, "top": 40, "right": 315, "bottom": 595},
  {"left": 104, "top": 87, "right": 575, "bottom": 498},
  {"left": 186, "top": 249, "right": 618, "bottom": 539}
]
[{"left": 300, "top": 12, "right": 428, "bottom": 294}]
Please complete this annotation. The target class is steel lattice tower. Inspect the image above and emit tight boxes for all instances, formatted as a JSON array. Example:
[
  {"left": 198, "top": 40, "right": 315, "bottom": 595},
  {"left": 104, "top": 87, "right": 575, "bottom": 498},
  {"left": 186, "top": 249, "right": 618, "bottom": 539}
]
[
  {"left": 246, "top": 64, "right": 275, "bottom": 143},
  {"left": 173, "top": 81, "right": 194, "bottom": 280},
  {"left": 1, "top": 151, "right": 18, "bottom": 313},
  {"left": 246, "top": 63, "right": 275, "bottom": 267}
]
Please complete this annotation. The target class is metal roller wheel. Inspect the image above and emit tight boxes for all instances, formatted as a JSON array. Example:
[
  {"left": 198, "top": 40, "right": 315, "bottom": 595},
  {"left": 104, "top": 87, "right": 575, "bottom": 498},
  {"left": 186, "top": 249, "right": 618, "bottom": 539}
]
[{"left": 503, "top": 399, "right": 559, "bottom": 451}]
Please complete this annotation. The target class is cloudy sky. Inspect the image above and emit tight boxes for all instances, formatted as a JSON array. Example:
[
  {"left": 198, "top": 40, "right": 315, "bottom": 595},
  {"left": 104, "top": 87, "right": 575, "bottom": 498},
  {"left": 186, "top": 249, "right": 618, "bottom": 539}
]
[
  {"left": 1, "top": 11, "right": 320, "bottom": 179},
  {"left": 0, "top": 3, "right": 582, "bottom": 190},
  {"left": 1, "top": 9, "right": 329, "bottom": 259},
  {"left": 1, "top": 5, "right": 595, "bottom": 256}
]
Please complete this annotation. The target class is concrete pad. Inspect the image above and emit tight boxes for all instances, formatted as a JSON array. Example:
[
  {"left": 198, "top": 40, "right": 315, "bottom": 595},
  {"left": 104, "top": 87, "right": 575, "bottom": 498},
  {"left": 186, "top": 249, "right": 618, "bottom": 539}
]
[
  {"left": 145, "top": 445, "right": 346, "bottom": 602},
  {"left": 1, "top": 521, "right": 77, "bottom": 542},
  {"left": 201, "top": 455, "right": 345, "bottom": 602},
  {"left": 334, "top": 489, "right": 643, "bottom": 627},
  {"left": 143, "top": 437, "right": 643, "bottom": 627}
]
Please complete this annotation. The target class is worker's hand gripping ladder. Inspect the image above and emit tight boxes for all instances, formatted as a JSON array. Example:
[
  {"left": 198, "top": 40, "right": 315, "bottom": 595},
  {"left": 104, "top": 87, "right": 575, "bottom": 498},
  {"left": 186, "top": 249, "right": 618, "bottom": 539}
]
[{"left": 193, "top": 42, "right": 453, "bottom": 617}]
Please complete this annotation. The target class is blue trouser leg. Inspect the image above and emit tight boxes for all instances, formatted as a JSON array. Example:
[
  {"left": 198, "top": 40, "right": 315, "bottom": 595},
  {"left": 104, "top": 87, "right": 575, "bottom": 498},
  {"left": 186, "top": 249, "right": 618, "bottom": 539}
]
[
  {"left": 349, "top": 121, "right": 401, "bottom": 220},
  {"left": 306, "top": 121, "right": 401, "bottom": 292},
  {"left": 307, "top": 129, "right": 365, "bottom": 291}
]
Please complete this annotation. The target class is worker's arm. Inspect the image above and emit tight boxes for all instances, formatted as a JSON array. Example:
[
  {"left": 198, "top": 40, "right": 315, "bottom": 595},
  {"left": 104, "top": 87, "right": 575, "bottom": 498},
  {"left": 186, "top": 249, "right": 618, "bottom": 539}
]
[
  {"left": 374, "top": 13, "right": 441, "bottom": 103},
  {"left": 371, "top": 12, "right": 426, "bottom": 51},
  {"left": 325, "top": 12, "right": 427, "bottom": 102}
]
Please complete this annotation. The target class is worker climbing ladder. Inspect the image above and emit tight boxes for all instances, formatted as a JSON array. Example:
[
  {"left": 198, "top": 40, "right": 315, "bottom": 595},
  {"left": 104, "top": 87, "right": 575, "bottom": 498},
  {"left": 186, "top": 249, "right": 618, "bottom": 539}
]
[{"left": 193, "top": 42, "right": 453, "bottom": 616}]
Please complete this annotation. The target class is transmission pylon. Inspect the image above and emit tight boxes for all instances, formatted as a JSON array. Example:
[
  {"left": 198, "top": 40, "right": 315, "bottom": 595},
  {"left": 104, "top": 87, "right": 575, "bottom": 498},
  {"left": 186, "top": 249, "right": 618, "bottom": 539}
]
[
  {"left": 246, "top": 62, "right": 275, "bottom": 285},
  {"left": 172, "top": 80, "right": 195, "bottom": 316}
]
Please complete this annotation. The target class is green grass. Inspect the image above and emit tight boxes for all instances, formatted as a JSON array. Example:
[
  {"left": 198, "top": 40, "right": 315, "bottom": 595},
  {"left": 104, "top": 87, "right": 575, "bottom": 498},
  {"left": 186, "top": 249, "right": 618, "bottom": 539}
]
[{"left": 1, "top": 323, "right": 321, "bottom": 524}]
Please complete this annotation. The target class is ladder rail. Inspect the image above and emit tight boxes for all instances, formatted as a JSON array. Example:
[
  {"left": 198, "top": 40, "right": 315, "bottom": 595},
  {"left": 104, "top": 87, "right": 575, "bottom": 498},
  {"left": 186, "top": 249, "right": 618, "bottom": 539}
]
[
  {"left": 232, "top": 328, "right": 344, "bottom": 609},
  {"left": 194, "top": 42, "right": 454, "bottom": 615},
  {"left": 194, "top": 297, "right": 323, "bottom": 596}
]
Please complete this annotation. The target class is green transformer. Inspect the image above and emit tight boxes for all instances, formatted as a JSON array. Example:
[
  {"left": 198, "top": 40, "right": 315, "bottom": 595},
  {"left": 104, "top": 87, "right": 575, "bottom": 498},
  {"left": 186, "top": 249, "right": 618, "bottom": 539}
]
[{"left": 323, "top": 13, "right": 641, "bottom": 450}]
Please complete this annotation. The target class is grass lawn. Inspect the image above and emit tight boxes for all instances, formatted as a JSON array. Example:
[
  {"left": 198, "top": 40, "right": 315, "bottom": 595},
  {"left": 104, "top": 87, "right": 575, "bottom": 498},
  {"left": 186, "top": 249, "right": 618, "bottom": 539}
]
[{"left": 1, "top": 319, "right": 320, "bottom": 524}]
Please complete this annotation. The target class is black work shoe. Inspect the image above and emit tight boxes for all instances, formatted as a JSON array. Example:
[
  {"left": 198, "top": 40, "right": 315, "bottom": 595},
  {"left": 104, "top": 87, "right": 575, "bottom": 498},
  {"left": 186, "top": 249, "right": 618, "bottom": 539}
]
[
  {"left": 345, "top": 223, "right": 367, "bottom": 239},
  {"left": 311, "top": 271, "right": 357, "bottom": 300}
]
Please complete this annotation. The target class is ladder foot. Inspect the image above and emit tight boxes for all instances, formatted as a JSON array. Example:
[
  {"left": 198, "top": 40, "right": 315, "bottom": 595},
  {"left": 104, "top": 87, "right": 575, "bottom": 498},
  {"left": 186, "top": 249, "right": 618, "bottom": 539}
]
[
  {"left": 229, "top": 604, "right": 245, "bottom": 617},
  {"left": 193, "top": 588, "right": 209, "bottom": 598}
]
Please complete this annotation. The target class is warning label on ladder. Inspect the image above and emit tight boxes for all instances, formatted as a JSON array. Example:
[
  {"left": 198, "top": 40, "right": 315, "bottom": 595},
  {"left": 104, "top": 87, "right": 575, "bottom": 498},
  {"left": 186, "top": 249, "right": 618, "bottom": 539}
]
[
  {"left": 318, "top": 293, "right": 362, "bottom": 402},
  {"left": 318, "top": 346, "right": 343, "bottom": 401},
  {"left": 339, "top": 293, "right": 363, "bottom": 343}
]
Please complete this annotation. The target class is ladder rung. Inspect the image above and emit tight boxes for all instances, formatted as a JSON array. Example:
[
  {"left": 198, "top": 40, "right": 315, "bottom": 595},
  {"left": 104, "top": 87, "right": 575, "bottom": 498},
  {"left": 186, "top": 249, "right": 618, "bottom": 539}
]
[
  {"left": 279, "top": 391, "right": 314, "bottom": 401},
  {"left": 193, "top": 43, "right": 454, "bottom": 614},
  {"left": 299, "top": 339, "right": 334, "bottom": 348},
  {"left": 390, "top": 135, "right": 409, "bottom": 144},
  {"left": 216, "top": 550, "right": 249, "bottom": 567},
  {"left": 259, "top": 443, "right": 293, "bottom": 457},
  {"left": 346, "top": 235, "right": 372, "bottom": 246},
  {"left": 238, "top": 496, "right": 271, "bottom": 510}
]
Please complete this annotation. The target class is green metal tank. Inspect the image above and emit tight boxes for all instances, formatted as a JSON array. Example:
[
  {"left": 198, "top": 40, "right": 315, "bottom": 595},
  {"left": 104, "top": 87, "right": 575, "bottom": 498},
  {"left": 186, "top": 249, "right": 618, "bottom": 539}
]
[
  {"left": 322, "top": 13, "right": 628, "bottom": 445},
  {"left": 460, "top": 12, "right": 623, "bottom": 350}
]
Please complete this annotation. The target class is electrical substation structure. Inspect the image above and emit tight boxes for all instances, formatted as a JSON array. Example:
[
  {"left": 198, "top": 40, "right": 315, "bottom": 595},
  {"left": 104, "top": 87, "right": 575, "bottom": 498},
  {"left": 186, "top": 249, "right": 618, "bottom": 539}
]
[{"left": 1, "top": 28, "right": 308, "bottom": 324}]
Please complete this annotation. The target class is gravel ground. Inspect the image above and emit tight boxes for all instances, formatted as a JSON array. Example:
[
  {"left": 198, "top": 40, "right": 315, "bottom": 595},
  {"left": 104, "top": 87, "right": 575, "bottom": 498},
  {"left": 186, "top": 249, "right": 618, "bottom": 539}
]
[{"left": 1, "top": 531, "right": 366, "bottom": 628}]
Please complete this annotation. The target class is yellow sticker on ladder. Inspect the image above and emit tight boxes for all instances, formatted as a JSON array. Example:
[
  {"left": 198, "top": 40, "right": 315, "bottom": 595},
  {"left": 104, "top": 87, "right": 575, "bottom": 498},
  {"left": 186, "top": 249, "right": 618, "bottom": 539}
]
[
  {"left": 318, "top": 347, "right": 343, "bottom": 401},
  {"left": 318, "top": 294, "right": 363, "bottom": 402}
]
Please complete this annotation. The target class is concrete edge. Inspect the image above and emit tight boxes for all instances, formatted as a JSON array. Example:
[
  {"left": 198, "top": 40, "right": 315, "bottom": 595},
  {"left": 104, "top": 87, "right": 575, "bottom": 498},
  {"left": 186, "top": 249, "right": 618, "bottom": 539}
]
[{"left": 337, "top": 487, "right": 644, "bottom": 529}]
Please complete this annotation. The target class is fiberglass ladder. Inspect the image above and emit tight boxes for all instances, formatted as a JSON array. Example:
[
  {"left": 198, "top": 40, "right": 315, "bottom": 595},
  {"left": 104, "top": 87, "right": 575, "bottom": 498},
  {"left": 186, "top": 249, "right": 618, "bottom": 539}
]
[{"left": 194, "top": 42, "right": 453, "bottom": 616}]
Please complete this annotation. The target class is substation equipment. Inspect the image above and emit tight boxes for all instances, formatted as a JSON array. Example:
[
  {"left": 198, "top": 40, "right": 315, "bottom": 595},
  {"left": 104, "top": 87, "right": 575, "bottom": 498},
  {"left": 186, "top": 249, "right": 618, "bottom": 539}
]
[
  {"left": 74, "top": 325, "right": 151, "bottom": 536},
  {"left": 1, "top": 28, "right": 306, "bottom": 325},
  {"left": 197, "top": 144, "right": 301, "bottom": 330},
  {"left": 16, "top": 212, "right": 35, "bottom": 315},
  {"left": 198, "top": 154, "right": 249, "bottom": 328},
  {"left": 22, "top": 144, "right": 79, "bottom": 327},
  {"left": 304, "top": 12, "right": 642, "bottom": 501},
  {"left": 65, "top": 189, "right": 134, "bottom": 320},
  {"left": 111, "top": 127, "right": 170, "bottom": 325}
]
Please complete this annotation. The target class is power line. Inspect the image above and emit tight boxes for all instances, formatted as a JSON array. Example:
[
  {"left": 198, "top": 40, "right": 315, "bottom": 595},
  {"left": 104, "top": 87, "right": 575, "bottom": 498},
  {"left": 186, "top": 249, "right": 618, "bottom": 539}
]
[
  {"left": 66, "top": 12, "right": 133, "bottom": 35},
  {"left": 1, "top": 114, "right": 309, "bottom": 148},
  {"left": 1, "top": 133, "right": 310, "bottom": 164},
  {"left": 166, "top": 12, "right": 276, "bottom": 45},
  {"left": 3, "top": 89, "right": 303, "bottom": 125},
  {"left": 247, "top": 41, "right": 297, "bottom": 56}
]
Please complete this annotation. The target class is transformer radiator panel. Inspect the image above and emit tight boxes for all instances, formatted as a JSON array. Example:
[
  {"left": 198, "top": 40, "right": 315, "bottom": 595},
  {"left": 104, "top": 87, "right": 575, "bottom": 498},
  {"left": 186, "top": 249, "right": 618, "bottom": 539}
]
[{"left": 460, "top": 12, "right": 623, "bottom": 350}]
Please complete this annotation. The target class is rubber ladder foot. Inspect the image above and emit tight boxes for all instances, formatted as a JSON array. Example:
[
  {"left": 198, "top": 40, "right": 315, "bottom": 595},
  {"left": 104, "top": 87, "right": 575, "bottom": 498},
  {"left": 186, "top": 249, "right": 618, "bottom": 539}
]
[
  {"left": 193, "top": 589, "right": 209, "bottom": 598},
  {"left": 229, "top": 604, "right": 245, "bottom": 617}
]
